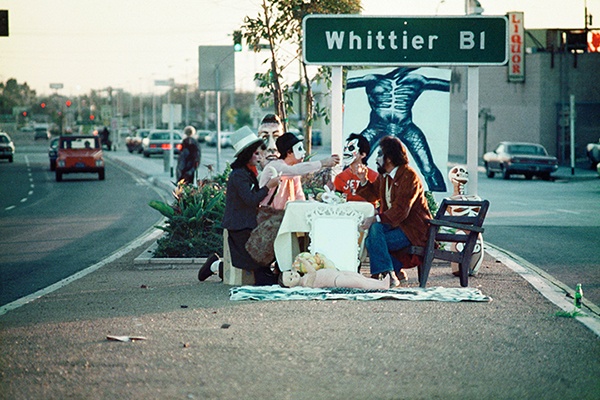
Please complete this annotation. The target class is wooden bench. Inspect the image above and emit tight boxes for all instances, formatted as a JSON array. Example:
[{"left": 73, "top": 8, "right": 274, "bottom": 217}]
[{"left": 408, "top": 199, "right": 490, "bottom": 288}]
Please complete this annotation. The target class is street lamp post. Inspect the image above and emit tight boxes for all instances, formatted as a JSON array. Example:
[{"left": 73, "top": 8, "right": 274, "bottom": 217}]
[{"left": 155, "top": 78, "right": 175, "bottom": 177}]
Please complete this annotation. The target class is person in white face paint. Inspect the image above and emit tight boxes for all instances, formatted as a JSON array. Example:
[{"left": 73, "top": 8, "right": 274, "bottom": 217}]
[
  {"left": 258, "top": 132, "right": 340, "bottom": 210},
  {"left": 334, "top": 133, "right": 379, "bottom": 204},
  {"left": 257, "top": 114, "right": 284, "bottom": 169}
]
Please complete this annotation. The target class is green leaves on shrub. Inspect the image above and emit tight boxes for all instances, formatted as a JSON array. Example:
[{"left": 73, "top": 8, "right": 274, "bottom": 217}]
[{"left": 149, "top": 169, "right": 230, "bottom": 258}]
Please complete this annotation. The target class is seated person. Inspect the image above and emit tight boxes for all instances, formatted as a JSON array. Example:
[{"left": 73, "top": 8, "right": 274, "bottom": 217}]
[
  {"left": 258, "top": 132, "right": 340, "bottom": 210},
  {"left": 334, "top": 133, "right": 378, "bottom": 204},
  {"left": 356, "top": 136, "right": 432, "bottom": 287}
]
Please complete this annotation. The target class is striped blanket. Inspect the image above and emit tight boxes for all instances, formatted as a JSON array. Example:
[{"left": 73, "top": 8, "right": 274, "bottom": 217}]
[{"left": 230, "top": 285, "right": 492, "bottom": 302}]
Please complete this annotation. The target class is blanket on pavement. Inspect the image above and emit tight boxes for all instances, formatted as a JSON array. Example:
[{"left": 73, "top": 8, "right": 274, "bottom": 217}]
[{"left": 229, "top": 285, "right": 492, "bottom": 302}]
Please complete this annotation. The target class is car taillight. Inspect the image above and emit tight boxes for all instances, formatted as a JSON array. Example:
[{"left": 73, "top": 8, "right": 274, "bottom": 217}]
[
  {"left": 176, "top": 144, "right": 182, "bottom": 150},
  {"left": 150, "top": 144, "right": 157, "bottom": 148},
  {"left": 161, "top": 144, "right": 171, "bottom": 150}
]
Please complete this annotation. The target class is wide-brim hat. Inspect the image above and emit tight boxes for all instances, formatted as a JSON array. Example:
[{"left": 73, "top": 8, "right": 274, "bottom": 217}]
[
  {"left": 231, "top": 126, "right": 263, "bottom": 157},
  {"left": 276, "top": 132, "right": 301, "bottom": 158}
]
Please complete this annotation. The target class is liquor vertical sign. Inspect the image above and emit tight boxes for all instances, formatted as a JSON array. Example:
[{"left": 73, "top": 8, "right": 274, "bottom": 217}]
[
  {"left": 507, "top": 12, "right": 525, "bottom": 82},
  {"left": 303, "top": 15, "right": 508, "bottom": 66}
]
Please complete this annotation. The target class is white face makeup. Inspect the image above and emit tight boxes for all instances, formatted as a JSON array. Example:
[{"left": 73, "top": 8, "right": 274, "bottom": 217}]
[
  {"left": 376, "top": 150, "right": 384, "bottom": 170},
  {"left": 292, "top": 141, "right": 306, "bottom": 160},
  {"left": 343, "top": 138, "right": 360, "bottom": 166},
  {"left": 258, "top": 123, "right": 283, "bottom": 165},
  {"left": 249, "top": 149, "right": 264, "bottom": 167}
]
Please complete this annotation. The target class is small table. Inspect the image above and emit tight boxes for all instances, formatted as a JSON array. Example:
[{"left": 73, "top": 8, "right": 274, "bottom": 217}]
[{"left": 274, "top": 201, "right": 375, "bottom": 271}]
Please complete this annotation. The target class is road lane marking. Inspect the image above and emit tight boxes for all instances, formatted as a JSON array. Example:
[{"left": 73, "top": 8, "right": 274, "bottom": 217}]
[
  {"left": 556, "top": 208, "right": 581, "bottom": 215},
  {"left": 0, "top": 227, "right": 164, "bottom": 316}
]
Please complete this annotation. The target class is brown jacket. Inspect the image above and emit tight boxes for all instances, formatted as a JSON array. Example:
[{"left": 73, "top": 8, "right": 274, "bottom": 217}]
[{"left": 357, "top": 164, "right": 431, "bottom": 248}]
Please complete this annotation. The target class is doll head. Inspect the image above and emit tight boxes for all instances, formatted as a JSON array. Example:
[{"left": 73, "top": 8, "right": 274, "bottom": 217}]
[{"left": 279, "top": 270, "right": 302, "bottom": 287}]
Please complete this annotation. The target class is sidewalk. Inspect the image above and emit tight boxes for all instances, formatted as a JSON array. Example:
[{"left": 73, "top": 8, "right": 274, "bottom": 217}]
[{"left": 0, "top": 149, "right": 599, "bottom": 399}]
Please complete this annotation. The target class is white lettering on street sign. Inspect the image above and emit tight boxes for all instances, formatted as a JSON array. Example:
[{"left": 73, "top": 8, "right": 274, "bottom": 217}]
[{"left": 303, "top": 15, "right": 508, "bottom": 66}]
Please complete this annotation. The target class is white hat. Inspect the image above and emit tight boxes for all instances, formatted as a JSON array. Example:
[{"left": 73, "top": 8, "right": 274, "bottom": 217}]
[{"left": 231, "top": 126, "right": 263, "bottom": 157}]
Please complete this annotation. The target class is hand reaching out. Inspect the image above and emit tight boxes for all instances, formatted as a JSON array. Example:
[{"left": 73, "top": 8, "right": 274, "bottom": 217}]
[{"left": 321, "top": 154, "right": 340, "bottom": 168}]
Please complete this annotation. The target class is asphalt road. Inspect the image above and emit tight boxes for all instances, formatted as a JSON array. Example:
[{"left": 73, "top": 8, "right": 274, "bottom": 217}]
[
  {"left": 476, "top": 168, "right": 600, "bottom": 305},
  {"left": 0, "top": 136, "right": 165, "bottom": 306}
]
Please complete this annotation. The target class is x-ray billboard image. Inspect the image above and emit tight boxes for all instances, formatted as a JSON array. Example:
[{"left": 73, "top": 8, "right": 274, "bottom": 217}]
[{"left": 343, "top": 67, "right": 451, "bottom": 192}]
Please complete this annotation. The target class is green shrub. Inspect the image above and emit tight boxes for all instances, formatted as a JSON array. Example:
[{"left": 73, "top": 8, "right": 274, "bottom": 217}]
[
  {"left": 425, "top": 191, "right": 439, "bottom": 216},
  {"left": 149, "top": 167, "right": 230, "bottom": 258}
]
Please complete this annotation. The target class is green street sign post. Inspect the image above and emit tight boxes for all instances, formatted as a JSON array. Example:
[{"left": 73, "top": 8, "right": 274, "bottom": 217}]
[{"left": 303, "top": 15, "right": 508, "bottom": 66}]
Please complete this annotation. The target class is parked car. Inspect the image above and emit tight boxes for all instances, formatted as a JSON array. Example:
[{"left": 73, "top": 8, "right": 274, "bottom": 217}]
[
  {"left": 205, "top": 131, "right": 233, "bottom": 148},
  {"left": 195, "top": 130, "right": 212, "bottom": 142},
  {"left": 48, "top": 137, "right": 59, "bottom": 170},
  {"left": 483, "top": 141, "right": 558, "bottom": 180},
  {"left": 55, "top": 135, "right": 105, "bottom": 181},
  {"left": 34, "top": 126, "right": 51, "bottom": 140},
  {"left": 141, "top": 130, "right": 183, "bottom": 157},
  {"left": 586, "top": 139, "right": 600, "bottom": 168},
  {"left": 0, "top": 132, "right": 15, "bottom": 162},
  {"left": 126, "top": 129, "right": 151, "bottom": 153}
]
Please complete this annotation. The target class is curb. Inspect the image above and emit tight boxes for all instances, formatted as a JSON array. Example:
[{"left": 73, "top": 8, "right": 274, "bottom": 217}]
[
  {"left": 133, "top": 240, "right": 207, "bottom": 270},
  {"left": 485, "top": 243, "right": 600, "bottom": 337}
]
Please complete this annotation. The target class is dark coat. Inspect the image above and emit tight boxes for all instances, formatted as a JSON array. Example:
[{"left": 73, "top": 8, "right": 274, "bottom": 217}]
[
  {"left": 357, "top": 164, "right": 431, "bottom": 247},
  {"left": 222, "top": 166, "right": 269, "bottom": 231}
]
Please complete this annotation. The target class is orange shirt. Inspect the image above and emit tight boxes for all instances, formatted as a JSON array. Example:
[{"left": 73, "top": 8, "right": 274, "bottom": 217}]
[{"left": 334, "top": 167, "right": 379, "bottom": 205}]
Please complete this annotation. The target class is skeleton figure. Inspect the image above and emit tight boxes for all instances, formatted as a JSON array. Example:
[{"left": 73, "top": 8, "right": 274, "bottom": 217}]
[
  {"left": 446, "top": 165, "right": 484, "bottom": 276},
  {"left": 346, "top": 67, "right": 450, "bottom": 192}
]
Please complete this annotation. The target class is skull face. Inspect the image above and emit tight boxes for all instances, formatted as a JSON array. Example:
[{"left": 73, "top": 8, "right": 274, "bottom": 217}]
[
  {"left": 343, "top": 138, "right": 360, "bottom": 166},
  {"left": 448, "top": 165, "right": 469, "bottom": 185}
]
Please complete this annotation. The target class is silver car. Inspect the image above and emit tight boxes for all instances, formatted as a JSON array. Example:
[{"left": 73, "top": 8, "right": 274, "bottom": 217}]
[{"left": 0, "top": 132, "right": 15, "bottom": 162}]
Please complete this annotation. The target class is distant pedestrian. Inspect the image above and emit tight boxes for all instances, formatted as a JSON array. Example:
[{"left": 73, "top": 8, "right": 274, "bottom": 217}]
[{"left": 176, "top": 126, "right": 201, "bottom": 184}]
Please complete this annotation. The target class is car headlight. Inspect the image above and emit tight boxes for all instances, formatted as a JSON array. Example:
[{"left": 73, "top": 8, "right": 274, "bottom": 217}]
[
  {"left": 58, "top": 160, "right": 65, "bottom": 167},
  {"left": 96, "top": 159, "right": 104, "bottom": 167}
]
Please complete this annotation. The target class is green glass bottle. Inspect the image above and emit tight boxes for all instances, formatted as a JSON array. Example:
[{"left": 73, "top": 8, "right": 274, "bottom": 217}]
[{"left": 575, "top": 284, "right": 583, "bottom": 309}]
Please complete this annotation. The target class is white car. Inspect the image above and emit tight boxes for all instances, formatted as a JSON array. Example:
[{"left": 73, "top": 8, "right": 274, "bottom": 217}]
[
  {"left": 141, "top": 129, "right": 183, "bottom": 157},
  {"left": 205, "top": 131, "right": 233, "bottom": 148}
]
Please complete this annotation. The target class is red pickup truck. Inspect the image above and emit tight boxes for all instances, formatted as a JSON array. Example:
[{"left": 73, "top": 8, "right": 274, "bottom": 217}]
[{"left": 55, "top": 135, "right": 105, "bottom": 182}]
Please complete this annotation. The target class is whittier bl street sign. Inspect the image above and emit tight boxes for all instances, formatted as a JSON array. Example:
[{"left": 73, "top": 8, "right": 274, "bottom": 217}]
[{"left": 303, "top": 15, "right": 508, "bottom": 66}]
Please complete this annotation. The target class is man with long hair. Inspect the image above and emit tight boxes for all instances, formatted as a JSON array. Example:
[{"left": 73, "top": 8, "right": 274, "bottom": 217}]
[{"left": 356, "top": 135, "right": 432, "bottom": 287}]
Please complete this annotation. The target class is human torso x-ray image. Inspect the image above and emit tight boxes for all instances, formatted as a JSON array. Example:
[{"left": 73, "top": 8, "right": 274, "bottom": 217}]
[{"left": 343, "top": 67, "right": 451, "bottom": 192}]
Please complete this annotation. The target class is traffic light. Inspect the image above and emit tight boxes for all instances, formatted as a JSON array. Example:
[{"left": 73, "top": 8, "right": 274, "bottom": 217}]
[
  {"left": 65, "top": 100, "right": 72, "bottom": 107},
  {"left": 40, "top": 102, "right": 46, "bottom": 109},
  {"left": 89, "top": 115, "right": 95, "bottom": 121},
  {"left": 22, "top": 111, "right": 27, "bottom": 117},
  {"left": 233, "top": 30, "right": 242, "bottom": 52}
]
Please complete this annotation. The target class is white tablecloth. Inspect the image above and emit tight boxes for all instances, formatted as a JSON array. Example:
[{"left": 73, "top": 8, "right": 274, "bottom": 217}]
[{"left": 274, "top": 201, "right": 375, "bottom": 271}]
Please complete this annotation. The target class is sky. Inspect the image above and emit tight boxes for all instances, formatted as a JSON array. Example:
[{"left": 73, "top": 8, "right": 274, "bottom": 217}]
[{"left": 0, "top": 0, "right": 597, "bottom": 96}]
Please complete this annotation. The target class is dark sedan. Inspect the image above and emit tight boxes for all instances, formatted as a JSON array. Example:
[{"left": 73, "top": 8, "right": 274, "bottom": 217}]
[
  {"left": 126, "top": 129, "right": 151, "bottom": 153},
  {"left": 483, "top": 142, "right": 558, "bottom": 180}
]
